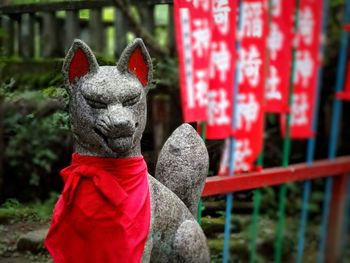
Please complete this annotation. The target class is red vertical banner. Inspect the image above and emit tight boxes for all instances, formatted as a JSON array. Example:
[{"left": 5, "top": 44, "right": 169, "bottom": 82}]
[
  {"left": 174, "top": 0, "right": 212, "bottom": 122},
  {"left": 336, "top": 57, "right": 350, "bottom": 101},
  {"left": 206, "top": 0, "right": 237, "bottom": 139},
  {"left": 283, "top": 0, "right": 323, "bottom": 138},
  {"left": 265, "top": 0, "right": 294, "bottom": 113},
  {"left": 234, "top": 0, "right": 268, "bottom": 172}
]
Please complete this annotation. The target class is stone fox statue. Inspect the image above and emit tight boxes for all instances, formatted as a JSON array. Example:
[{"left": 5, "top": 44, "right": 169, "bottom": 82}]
[{"left": 45, "top": 38, "right": 210, "bottom": 263}]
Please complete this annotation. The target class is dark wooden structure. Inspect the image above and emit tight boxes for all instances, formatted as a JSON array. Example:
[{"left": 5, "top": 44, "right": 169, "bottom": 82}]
[{"left": 0, "top": 0, "right": 173, "bottom": 58}]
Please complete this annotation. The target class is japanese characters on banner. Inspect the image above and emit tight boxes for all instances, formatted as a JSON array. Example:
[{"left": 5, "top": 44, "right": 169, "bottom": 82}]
[
  {"left": 233, "top": 0, "right": 268, "bottom": 172},
  {"left": 206, "top": 1, "right": 237, "bottom": 139},
  {"left": 174, "top": 0, "right": 212, "bottom": 122},
  {"left": 283, "top": 0, "right": 323, "bottom": 138},
  {"left": 175, "top": 0, "right": 268, "bottom": 172},
  {"left": 265, "top": 0, "right": 294, "bottom": 113}
]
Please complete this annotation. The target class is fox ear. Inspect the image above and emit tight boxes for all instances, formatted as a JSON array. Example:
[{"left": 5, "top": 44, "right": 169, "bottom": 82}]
[
  {"left": 116, "top": 38, "right": 153, "bottom": 91},
  {"left": 62, "top": 39, "right": 99, "bottom": 88}
]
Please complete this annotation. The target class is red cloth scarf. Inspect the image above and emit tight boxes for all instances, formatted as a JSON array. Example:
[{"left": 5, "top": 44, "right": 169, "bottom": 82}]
[{"left": 45, "top": 153, "right": 151, "bottom": 263}]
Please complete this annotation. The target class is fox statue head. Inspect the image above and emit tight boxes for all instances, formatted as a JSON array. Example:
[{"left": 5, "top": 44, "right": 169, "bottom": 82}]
[{"left": 63, "top": 39, "right": 153, "bottom": 158}]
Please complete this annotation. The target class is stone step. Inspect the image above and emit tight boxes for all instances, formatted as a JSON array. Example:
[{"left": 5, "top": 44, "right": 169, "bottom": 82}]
[{"left": 16, "top": 227, "right": 48, "bottom": 253}]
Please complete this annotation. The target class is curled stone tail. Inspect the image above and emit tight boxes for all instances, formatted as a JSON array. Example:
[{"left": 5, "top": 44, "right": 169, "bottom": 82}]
[{"left": 155, "top": 124, "right": 209, "bottom": 218}]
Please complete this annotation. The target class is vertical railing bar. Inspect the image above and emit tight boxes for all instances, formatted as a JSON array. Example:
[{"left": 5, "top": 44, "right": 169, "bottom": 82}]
[
  {"left": 275, "top": 183, "right": 288, "bottom": 262},
  {"left": 249, "top": 174, "right": 262, "bottom": 263},
  {"left": 223, "top": 150, "right": 235, "bottom": 263},
  {"left": 223, "top": 1, "right": 243, "bottom": 261},
  {"left": 317, "top": 1, "right": 350, "bottom": 262},
  {"left": 249, "top": 146, "right": 265, "bottom": 262},
  {"left": 274, "top": 0, "right": 300, "bottom": 262},
  {"left": 317, "top": 177, "right": 334, "bottom": 262},
  {"left": 296, "top": 180, "right": 312, "bottom": 262},
  {"left": 296, "top": 0, "right": 329, "bottom": 261},
  {"left": 249, "top": 0, "right": 272, "bottom": 259}
]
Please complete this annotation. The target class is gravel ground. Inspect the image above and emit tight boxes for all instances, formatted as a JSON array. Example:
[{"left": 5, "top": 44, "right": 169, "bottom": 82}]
[{"left": 0, "top": 220, "right": 52, "bottom": 263}]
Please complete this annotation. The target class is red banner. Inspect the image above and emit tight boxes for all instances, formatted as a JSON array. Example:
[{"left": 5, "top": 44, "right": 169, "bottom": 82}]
[
  {"left": 336, "top": 57, "right": 350, "bottom": 101},
  {"left": 233, "top": 0, "right": 268, "bottom": 172},
  {"left": 282, "top": 0, "right": 323, "bottom": 138},
  {"left": 265, "top": 0, "right": 294, "bottom": 113},
  {"left": 206, "top": 0, "right": 237, "bottom": 139},
  {"left": 174, "top": 0, "right": 212, "bottom": 122}
]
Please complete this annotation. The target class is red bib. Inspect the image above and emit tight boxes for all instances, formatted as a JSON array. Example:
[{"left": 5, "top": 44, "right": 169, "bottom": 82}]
[{"left": 45, "top": 153, "right": 151, "bottom": 263}]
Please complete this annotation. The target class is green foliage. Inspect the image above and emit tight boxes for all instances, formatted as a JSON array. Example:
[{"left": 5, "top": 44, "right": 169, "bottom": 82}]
[
  {"left": 260, "top": 187, "right": 277, "bottom": 218},
  {"left": 1, "top": 73, "right": 70, "bottom": 201},
  {"left": 0, "top": 198, "right": 40, "bottom": 222},
  {"left": 29, "top": 192, "right": 59, "bottom": 219},
  {"left": 153, "top": 57, "right": 179, "bottom": 87},
  {"left": 0, "top": 194, "right": 58, "bottom": 222},
  {"left": 5, "top": 109, "right": 67, "bottom": 185},
  {"left": 0, "top": 28, "right": 5, "bottom": 38}
]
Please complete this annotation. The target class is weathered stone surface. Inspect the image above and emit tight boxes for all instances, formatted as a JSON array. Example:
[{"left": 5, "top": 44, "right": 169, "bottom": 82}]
[
  {"left": 60, "top": 39, "right": 210, "bottom": 262},
  {"left": 62, "top": 39, "right": 151, "bottom": 158},
  {"left": 155, "top": 123, "right": 209, "bottom": 218},
  {"left": 17, "top": 227, "right": 48, "bottom": 253}
]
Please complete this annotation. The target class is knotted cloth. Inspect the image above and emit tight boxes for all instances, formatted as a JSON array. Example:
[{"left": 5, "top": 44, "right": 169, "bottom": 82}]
[{"left": 45, "top": 153, "right": 151, "bottom": 263}]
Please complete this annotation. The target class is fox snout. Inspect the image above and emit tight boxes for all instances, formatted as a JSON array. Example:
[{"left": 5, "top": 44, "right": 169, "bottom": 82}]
[
  {"left": 93, "top": 111, "right": 138, "bottom": 155},
  {"left": 96, "top": 115, "right": 136, "bottom": 139}
]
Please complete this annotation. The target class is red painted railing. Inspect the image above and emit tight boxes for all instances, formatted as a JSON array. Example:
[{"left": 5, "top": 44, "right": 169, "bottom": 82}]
[
  {"left": 201, "top": 156, "right": 350, "bottom": 262},
  {"left": 202, "top": 156, "right": 350, "bottom": 196}
]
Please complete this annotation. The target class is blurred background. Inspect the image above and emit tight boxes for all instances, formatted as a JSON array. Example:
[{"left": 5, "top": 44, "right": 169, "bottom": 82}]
[{"left": 0, "top": 0, "right": 349, "bottom": 262}]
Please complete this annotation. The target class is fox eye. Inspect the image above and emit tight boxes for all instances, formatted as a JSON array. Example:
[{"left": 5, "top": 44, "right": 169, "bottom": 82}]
[
  {"left": 122, "top": 93, "right": 140, "bottom": 107},
  {"left": 85, "top": 97, "right": 107, "bottom": 109}
]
